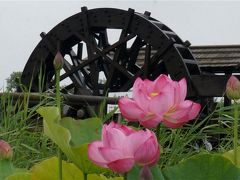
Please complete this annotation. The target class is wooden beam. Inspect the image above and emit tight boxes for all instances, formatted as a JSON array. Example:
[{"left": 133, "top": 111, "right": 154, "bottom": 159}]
[
  {"left": 190, "top": 74, "right": 239, "bottom": 97},
  {"left": 0, "top": 93, "right": 118, "bottom": 106}
]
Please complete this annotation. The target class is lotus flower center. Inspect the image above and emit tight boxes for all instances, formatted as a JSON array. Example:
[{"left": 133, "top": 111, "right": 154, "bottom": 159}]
[
  {"left": 163, "top": 107, "right": 177, "bottom": 122},
  {"left": 145, "top": 112, "right": 155, "bottom": 120},
  {"left": 150, "top": 92, "right": 158, "bottom": 97},
  {"left": 168, "top": 106, "right": 176, "bottom": 113},
  {"left": 164, "top": 106, "right": 177, "bottom": 118}
]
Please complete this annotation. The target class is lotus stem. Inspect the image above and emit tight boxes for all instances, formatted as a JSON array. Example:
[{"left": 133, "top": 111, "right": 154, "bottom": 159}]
[
  {"left": 56, "top": 69, "right": 63, "bottom": 180},
  {"left": 156, "top": 124, "right": 161, "bottom": 141},
  {"left": 123, "top": 173, "right": 127, "bottom": 180},
  {"left": 58, "top": 148, "right": 63, "bottom": 180},
  {"left": 234, "top": 102, "right": 239, "bottom": 165},
  {"left": 84, "top": 173, "right": 87, "bottom": 180}
]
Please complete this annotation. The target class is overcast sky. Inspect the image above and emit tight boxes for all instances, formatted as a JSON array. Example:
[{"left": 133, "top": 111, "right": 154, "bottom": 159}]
[{"left": 0, "top": 1, "right": 240, "bottom": 89}]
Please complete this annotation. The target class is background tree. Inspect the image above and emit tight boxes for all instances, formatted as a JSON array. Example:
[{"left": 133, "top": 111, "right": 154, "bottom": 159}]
[{"left": 6, "top": 71, "right": 22, "bottom": 92}]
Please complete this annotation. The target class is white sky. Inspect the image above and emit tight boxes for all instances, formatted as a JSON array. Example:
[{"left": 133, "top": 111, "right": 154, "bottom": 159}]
[{"left": 0, "top": 1, "right": 240, "bottom": 89}]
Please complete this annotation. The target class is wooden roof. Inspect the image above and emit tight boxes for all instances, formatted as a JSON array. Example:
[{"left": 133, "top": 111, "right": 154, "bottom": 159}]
[{"left": 190, "top": 45, "right": 240, "bottom": 72}]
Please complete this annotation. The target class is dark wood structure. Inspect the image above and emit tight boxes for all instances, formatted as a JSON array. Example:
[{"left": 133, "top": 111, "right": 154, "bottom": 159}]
[
  {"left": 190, "top": 45, "right": 240, "bottom": 97},
  {"left": 191, "top": 45, "right": 240, "bottom": 73},
  {"left": 136, "top": 45, "right": 240, "bottom": 97},
  {"left": 21, "top": 7, "right": 239, "bottom": 110},
  {"left": 137, "top": 45, "right": 240, "bottom": 74}
]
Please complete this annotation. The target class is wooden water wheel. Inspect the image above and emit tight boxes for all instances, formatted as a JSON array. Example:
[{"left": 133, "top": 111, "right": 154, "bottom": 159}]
[
  {"left": 21, "top": 7, "right": 200, "bottom": 96},
  {"left": 21, "top": 7, "right": 236, "bottom": 116}
]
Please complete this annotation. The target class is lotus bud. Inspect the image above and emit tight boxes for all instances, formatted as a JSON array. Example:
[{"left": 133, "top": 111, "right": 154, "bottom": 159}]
[
  {"left": 53, "top": 51, "right": 64, "bottom": 70},
  {"left": 226, "top": 76, "right": 240, "bottom": 100},
  {"left": 0, "top": 140, "right": 13, "bottom": 160}
]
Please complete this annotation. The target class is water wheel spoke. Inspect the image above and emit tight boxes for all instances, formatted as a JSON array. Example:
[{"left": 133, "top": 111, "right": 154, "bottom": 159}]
[
  {"left": 85, "top": 36, "right": 100, "bottom": 95},
  {"left": 77, "top": 43, "right": 83, "bottom": 60},
  {"left": 120, "top": 45, "right": 173, "bottom": 90},
  {"left": 64, "top": 59, "right": 93, "bottom": 94},
  {"left": 61, "top": 83, "right": 75, "bottom": 93},
  {"left": 119, "top": 69, "right": 143, "bottom": 91},
  {"left": 98, "top": 29, "right": 109, "bottom": 49},
  {"left": 81, "top": 68, "right": 92, "bottom": 89},
  {"left": 49, "top": 51, "right": 92, "bottom": 87},
  {"left": 98, "top": 29, "right": 110, "bottom": 79},
  {"left": 103, "top": 29, "right": 128, "bottom": 94},
  {"left": 58, "top": 33, "right": 135, "bottom": 86},
  {"left": 120, "top": 49, "right": 168, "bottom": 91},
  {"left": 62, "top": 59, "right": 83, "bottom": 90},
  {"left": 102, "top": 9, "right": 135, "bottom": 92},
  {"left": 76, "top": 32, "right": 134, "bottom": 80},
  {"left": 127, "top": 37, "right": 145, "bottom": 72},
  {"left": 95, "top": 47, "right": 133, "bottom": 79},
  {"left": 143, "top": 44, "right": 151, "bottom": 78},
  {"left": 54, "top": 55, "right": 96, "bottom": 84},
  {"left": 76, "top": 33, "right": 135, "bottom": 55},
  {"left": 120, "top": 47, "right": 155, "bottom": 90},
  {"left": 69, "top": 49, "right": 86, "bottom": 87}
]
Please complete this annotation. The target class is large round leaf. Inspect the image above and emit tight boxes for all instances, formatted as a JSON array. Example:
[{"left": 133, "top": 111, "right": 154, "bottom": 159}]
[
  {"left": 127, "top": 165, "right": 165, "bottom": 180},
  {"left": 162, "top": 154, "right": 240, "bottom": 180},
  {"left": 223, "top": 146, "right": 240, "bottom": 167},
  {"left": 88, "top": 174, "right": 123, "bottom": 180},
  {"left": 37, "top": 107, "right": 108, "bottom": 174},
  {"left": 5, "top": 172, "right": 31, "bottom": 180},
  {"left": 31, "top": 157, "right": 83, "bottom": 180}
]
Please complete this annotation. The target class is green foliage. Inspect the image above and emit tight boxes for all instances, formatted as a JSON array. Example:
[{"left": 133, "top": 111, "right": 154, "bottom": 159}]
[
  {"left": 3, "top": 157, "right": 84, "bottom": 180},
  {"left": 2, "top": 79, "right": 240, "bottom": 179},
  {"left": 60, "top": 116, "right": 102, "bottom": 145},
  {"left": 88, "top": 174, "right": 123, "bottom": 180},
  {"left": 156, "top": 115, "right": 209, "bottom": 168},
  {"left": 223, "top": 146, "right": 240, "bottom": 167},
  {"left": 0, "top": 160, "right": 15, "bottom": 179},
  {"left": 127, "top": 165, "right": 164, "bottom": 180},
  {"left": 2, "top": 156, "right": 121, "bottom": 180},
  {"left": 5, "top": 71, "right": 22, "bottom": 92},
  {"left": 162, "top": 154, "right": 240, "bottom": 180},
  {"left": 30, "top": 157, "right": 84, "bottom": 180},
  {"left": 156, "top": 102, "right": 238, "bottom": 168},
  {"left": 0, "top": 92, "right": 57, "bottom": 169},
  {"left": 5, "top": 172, "right": 31, "bottom": 180},
  {"left": 37, "top": 106, "right": 109, "bottom": 174}
]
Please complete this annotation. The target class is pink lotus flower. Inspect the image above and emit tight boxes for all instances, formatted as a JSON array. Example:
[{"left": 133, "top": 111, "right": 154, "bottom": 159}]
[
  {"left": 88, "top": 122, "right": 160, "bottom": 173},
  {"left": 0, "top": 140, "right": 12, "bottom": 160},
  {"left": 118, "top": 74, "right": 201, "bottom": 128},
  {"left": 226, "top": 75, "right": 240, "bottom": 100}
]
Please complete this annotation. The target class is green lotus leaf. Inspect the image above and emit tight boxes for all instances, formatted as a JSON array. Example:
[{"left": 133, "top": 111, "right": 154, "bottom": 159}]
[
  {"left": 127, "top": 165, "right": 165, "bottom": 180},
  {"left": 88, "top": 174, "right": 123, "bottom": 180},
  {"left": 30, "top": 157, "right": 83, "bottom": 180},
  {"left": 5, "top": 172, "right": 31, "bottom": 180},
  {"left": 0, "top": 160, "right": 15, "bottom": 180},
  {"left": 223, "top": 146, "right": 240, "bottom": 167},
  {"left": 37, "top": 106, "right": 108, "bottom": 174},
  {"left": 162, "top": 154, "right": 240, "bottom": 180}
]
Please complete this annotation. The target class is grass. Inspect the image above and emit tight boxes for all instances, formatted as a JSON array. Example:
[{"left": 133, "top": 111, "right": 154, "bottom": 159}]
[
  {"left": 0, "top": 91, "right": 57, "bottom": 169},
  {"left": 156, "top": 102, "right": 236, "bottom": 168}
]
